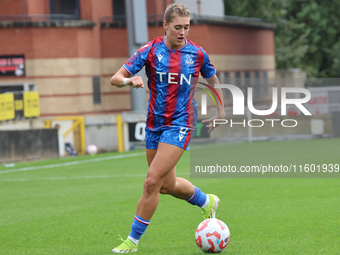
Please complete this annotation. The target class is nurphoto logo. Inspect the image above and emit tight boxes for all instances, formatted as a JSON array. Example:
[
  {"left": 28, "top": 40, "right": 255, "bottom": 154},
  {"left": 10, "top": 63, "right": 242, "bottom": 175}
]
[{"left": 199, "top": 84, "right": 312, "bottom": 128}]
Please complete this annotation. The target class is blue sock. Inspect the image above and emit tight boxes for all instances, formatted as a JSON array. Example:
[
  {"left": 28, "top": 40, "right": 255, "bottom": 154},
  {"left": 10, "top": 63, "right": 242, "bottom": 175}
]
[
  {"left": 186, "top": 186, "right": 208, "bottom": 207},
  {"left": 128, "top": 215, "right": 150, "bottom": 244}
]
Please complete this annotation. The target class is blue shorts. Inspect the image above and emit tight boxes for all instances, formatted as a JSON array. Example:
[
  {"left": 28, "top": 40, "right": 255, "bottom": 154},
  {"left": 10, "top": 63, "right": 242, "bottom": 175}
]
[{"left": 145, "top": 126, "right": 195, "bottom": 150}]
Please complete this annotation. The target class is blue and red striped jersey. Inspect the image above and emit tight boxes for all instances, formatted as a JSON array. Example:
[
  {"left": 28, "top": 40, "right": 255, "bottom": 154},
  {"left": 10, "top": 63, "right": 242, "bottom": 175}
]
[{"left": 124, "top": 36, "right": 216, "bottom": 130}]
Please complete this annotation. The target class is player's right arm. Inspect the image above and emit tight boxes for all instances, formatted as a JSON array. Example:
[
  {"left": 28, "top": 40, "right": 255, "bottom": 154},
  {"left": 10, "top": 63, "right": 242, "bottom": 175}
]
[
  {"left": 111, "top": 40, "right": 153, "bottom": 89},
  {"left": 110, "top": 67, "right": 144, "bottom": 89}
]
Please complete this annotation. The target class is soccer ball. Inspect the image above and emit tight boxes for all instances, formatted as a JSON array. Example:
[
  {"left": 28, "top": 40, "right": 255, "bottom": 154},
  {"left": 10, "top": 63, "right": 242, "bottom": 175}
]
[
  {"left": 195, "top": 218, "right": 230, "bottom": 253},
  {"left": 86, "top": 145, "right": 98, "bottom": 155}
]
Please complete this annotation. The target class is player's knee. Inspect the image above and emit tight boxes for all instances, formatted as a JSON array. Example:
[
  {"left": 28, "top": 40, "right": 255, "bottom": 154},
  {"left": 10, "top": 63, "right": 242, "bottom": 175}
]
[{"left": 143, "top": 176, "right": 159, "bottom": 195}]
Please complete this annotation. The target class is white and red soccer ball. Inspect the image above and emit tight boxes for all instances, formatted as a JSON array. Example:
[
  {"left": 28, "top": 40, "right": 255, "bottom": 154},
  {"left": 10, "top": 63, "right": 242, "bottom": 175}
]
[
  {"left": 195, "top": 218, "right": 230, "bottom": 253},
  {"left": 86, "top": 144, "right": 98, "bottom": 155}
]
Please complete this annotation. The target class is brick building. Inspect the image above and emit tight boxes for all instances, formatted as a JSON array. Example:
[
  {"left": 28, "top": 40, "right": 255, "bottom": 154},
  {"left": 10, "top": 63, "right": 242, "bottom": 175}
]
[{"left": 0, "top": 0, "right": 276, "bottom": 119}]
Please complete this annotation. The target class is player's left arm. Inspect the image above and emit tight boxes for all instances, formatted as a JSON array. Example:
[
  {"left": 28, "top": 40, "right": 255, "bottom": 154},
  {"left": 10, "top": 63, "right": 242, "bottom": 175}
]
[{"left": 202, "top": 74, "right": 226, "bottom": 133}]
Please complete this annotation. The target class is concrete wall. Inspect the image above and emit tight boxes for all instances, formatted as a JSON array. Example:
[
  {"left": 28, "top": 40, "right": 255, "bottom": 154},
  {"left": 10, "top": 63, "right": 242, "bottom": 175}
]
[
  {"left": 0, "top": 129, "right": 59, "bottom": 163},
  {"left": 85, "top": 115, "right": 118, "bottom": 152},
  {"left": 332, "top": 112, "right": 340, "bottom": 137},
  {"left": 0, "top": 118, "right": 45, "bottom": 130}
]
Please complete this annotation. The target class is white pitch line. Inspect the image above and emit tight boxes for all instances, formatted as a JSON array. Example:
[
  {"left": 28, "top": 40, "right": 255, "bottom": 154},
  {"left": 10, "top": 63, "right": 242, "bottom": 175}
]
[
  {"left": 0, "top": 152, "right": 145, "bottom": 175},
  {"left": 0, "top": 172, "right": 190, "bottom": 182},
  {"left": 1, "top": 175, "right": 114, "bottom": 182}
]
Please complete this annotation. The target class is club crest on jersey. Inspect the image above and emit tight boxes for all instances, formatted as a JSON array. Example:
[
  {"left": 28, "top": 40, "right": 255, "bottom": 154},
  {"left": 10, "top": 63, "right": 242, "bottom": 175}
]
[
  {"left": 186, "top": 55, "right": 194, "bottom": 65},
  {"left": 157, "top": 54, "right": 163, "bottom": 62},
  {"left": 179, "top": 127, "right": 188, "bottom": 141}
]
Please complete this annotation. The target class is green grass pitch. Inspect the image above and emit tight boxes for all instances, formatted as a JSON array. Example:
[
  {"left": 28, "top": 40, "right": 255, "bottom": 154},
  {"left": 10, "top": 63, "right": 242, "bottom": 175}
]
[{"left": 0, "top": 138, "right": 339, "bottom": 254}]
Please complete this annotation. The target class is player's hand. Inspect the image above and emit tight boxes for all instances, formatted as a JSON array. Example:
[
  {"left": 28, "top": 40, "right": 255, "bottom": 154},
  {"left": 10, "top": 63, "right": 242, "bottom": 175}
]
[
  {"left": 202, "top": 114, "right": 226, "bottom": 134},
  {"left": 127, "top": 76, "right": 144, "bottom": 89}
]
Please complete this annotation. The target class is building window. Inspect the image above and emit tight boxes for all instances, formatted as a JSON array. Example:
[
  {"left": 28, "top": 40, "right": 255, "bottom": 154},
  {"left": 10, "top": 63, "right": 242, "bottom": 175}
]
[
  {"left": 244, "top": 71, "right": 250, "bottom": 88},
  {"left": 49, "top": 0, "right": 80, "bottom": 20},
  {"left": 263, "top": 71, "right": 268, "bottom": 95},
  {"left": 113, "top": 0, "right": 126, "bottom": 21},
  {"left": 224, "top": 71, "right": 230, "bottom": 84},
  {"left": 223, "top": 72, "right": 230, "bottom": 99},
  {"left": 0, "top": 85, "right": 23, "bottom": 94},
  {"left": 235, "top": 71, "right": 241, "bottom": 89},
  {"left": 92, "top": 76, "right": 101, "bottom": 105},
  {"left": 216, "top": 71, "right": 221, "bottom": 81},
  {"left": 0, "top": 83, "right": 36, "bottom": 93},
  {"left": 255, "top": 71, "right": 261, "bottom": 95}
]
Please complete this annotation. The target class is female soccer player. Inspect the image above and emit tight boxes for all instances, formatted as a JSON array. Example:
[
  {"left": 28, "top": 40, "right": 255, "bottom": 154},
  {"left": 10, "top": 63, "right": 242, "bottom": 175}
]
[{"left": 110, "top": 3, "right": 225, "bottom": 253}]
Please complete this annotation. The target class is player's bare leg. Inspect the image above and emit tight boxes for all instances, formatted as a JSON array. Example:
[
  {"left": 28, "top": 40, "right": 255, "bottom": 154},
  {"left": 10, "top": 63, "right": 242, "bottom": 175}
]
[
  {"left": 112, "top": 144, "right": 218, "bottom": 253},
  {"left": 146, "top": 148, "right": 194, "bottom": 199},
  {"left": 136, "top": 142, "right": 185, "bottom": 220},
  {"left": 159, "top": 153, "right": 220, "bottom": 219},
  {"left": 112, "top": 143, "right": 184, "bottom": 253},
  {"left": 159, "top": 167, "right": 195, "bottom": 199},
  {"left": 147, "top": 145, "right": 219, "bottom": 218}
]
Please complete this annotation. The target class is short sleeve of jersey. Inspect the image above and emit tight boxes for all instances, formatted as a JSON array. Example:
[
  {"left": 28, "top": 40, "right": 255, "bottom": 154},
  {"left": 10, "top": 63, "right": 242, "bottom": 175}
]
[
  {"left": 200, "top": 50, "right": 216, "bottom": 79},
  {"left": 123, "top": 42, "right": 152, "bottom": 76}
]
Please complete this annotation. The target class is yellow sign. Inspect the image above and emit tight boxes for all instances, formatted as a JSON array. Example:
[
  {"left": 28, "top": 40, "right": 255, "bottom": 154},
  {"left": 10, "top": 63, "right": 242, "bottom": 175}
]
[
  {"left": 24, "top": 91, "right": 40, "bottom": 117},
  {"left": 15, "top": 99, "right": 23, "bottom": 110},
  {"left": 0, "top": 93, "right": 15, "bottom": 121}
]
